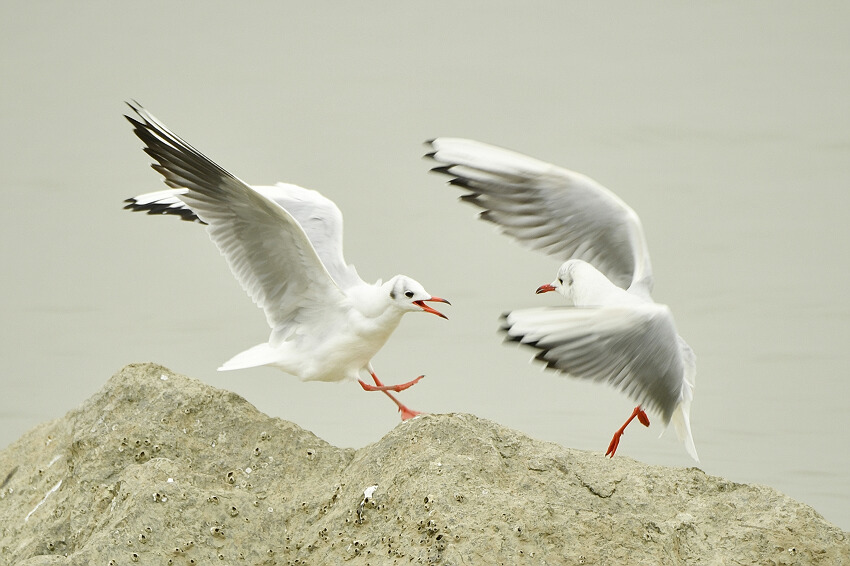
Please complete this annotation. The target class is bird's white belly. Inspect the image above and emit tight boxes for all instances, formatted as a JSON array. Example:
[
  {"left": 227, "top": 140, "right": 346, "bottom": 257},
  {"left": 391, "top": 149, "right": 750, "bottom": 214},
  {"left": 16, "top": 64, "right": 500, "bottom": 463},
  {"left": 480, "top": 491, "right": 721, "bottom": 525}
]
[{"left": 274, "top": 314, "right": 401, "bottom": 383}]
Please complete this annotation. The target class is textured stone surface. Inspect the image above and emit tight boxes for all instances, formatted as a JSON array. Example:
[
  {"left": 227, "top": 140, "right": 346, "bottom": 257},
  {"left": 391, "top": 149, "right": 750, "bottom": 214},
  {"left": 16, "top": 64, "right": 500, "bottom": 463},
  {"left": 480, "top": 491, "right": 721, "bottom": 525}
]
[{"left": 0, "top": 363, "right": 847, "bottom": 565}]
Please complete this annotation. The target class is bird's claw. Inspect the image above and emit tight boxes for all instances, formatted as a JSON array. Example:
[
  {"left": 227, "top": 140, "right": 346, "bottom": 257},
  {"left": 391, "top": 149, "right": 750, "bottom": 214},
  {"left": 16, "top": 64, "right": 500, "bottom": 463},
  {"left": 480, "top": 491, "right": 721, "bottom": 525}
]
[
  {"left": 399, "top": 406, "right": 424, "bottom": 421},
  {"left": 605, "top": 432, "right": 622, "bottom": 458}
]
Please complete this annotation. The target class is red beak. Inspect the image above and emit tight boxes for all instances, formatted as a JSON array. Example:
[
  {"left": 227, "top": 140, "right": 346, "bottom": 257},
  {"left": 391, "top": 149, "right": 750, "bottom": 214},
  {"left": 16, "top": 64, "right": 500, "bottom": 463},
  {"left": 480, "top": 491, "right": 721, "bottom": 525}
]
[
  {"left": 414, "top": 297, "right": 450, "bottom": 320},
  {"left": 536, "top": 284, "right": 556, "bottom": 294}
]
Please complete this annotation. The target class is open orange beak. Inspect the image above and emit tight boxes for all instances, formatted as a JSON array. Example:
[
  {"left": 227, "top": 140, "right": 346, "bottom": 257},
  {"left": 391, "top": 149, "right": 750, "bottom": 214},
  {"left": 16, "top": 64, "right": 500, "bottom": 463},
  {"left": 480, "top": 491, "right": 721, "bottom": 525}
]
[
  {"left": 536, "top": 283, "right": 556, "bottom": 294},
  {"left": 414, "top": 297, "right": 450, "bottom": 320}
]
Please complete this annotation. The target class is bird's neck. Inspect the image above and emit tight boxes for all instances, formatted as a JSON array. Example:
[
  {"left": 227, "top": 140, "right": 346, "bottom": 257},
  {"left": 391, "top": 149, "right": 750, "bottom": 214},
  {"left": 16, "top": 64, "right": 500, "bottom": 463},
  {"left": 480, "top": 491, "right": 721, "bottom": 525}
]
[
  {"left": 348, "top": 282, "right": 404, "bottom": 322},
  {"left": 338, "top": 283, "right": 406, "bottom": 354},
  {"left": 572, "top": 281, "right": 641, "bottom": 307}
]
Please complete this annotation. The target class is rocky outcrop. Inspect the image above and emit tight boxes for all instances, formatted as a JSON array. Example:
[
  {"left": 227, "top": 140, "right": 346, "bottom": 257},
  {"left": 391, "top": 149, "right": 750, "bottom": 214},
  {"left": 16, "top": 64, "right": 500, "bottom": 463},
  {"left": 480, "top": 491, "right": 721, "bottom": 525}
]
[{"left": 0, "top": 363, "right": 846, "bottom": 565}]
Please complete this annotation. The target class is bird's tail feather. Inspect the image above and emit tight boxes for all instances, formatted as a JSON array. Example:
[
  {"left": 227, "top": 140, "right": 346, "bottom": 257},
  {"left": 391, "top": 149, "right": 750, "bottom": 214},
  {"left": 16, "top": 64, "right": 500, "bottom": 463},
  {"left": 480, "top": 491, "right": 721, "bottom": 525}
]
[
  {"left": 670, "top": 398, "right": 699, "bottom": 462},
  {"left": 218, "top": 343, "right": 278, "bottom": 371},
  {"left": 668, "top": 336, "right": 699, "bottom": 462}
]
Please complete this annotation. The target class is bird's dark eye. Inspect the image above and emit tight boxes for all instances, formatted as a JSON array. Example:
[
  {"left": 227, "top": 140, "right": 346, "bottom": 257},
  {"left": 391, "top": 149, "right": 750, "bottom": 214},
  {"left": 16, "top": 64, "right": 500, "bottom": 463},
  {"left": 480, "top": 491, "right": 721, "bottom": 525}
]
[
  {"left": 558, "top": 278, "right": 564, "bottom": 284},
  {"left": 404, "top": 291, "right": 415, "bottom": 299}
]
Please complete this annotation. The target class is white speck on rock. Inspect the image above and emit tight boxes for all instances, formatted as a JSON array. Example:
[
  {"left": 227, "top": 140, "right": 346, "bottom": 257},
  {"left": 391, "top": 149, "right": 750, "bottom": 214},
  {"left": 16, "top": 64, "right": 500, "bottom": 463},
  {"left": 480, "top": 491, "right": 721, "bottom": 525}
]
[{"left": 24, "top": 480, "right": 62, "bottom": 522}]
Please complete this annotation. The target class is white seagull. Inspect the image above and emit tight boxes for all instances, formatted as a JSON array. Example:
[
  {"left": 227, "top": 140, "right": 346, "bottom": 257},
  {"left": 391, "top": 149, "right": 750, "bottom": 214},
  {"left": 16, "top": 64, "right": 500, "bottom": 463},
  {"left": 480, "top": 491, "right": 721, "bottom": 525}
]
[
  {"left": 426, "top": 138, "right": 697, "bottom": 461},
  {"left": 124, "top": 102, "right": 450, "bottom": 420}
]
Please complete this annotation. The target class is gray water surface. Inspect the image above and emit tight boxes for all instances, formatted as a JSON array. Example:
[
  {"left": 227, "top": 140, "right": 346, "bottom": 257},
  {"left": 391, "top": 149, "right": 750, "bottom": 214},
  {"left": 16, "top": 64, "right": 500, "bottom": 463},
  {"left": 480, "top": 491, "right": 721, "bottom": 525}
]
[{"left": 2, "top": 2, "right": 848, "bottom": 529}]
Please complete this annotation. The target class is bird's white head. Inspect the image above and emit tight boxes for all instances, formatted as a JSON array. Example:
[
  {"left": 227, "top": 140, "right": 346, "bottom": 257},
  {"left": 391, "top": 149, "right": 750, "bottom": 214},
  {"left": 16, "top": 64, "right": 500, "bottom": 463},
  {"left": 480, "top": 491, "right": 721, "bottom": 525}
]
[
  {"left": 387, "top": 275, "right": 450, "bottom": 319},
  {"left": 535, "top": 259, "right": 612, "bottom": 306}
]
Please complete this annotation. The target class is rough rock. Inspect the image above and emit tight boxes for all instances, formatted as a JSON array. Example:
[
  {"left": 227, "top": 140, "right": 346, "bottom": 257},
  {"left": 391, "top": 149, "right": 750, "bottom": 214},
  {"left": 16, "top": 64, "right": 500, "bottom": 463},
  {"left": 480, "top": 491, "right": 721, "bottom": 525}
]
[{"left": 0, "top": 363, "right": 846, "bottom": 565}]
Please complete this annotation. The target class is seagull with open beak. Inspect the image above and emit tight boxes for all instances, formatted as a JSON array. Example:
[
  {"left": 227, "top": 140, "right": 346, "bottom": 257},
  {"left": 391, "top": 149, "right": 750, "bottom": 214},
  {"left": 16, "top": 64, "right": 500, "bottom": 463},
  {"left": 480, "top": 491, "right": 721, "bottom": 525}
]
[{"left": 125, "top": 102, "right": 450, "bottom": 420}]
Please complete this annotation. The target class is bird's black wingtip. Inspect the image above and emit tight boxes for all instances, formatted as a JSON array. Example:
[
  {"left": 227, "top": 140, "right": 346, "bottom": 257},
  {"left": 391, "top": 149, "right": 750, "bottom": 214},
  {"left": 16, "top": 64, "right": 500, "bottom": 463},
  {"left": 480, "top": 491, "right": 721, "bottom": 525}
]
[
  {"left": 125, "top": 99, "right": 144, "bottom": 115},
  {"left": 479, "top": 210, "right": 496, "bottom": 223},
  {"left": 449, "top": 178, "right": 477, "bottom": 190},
  {"left": 124, "top": 114, "right": 148, "bottom": 133},
  {"left": 430, "top": 165, "right": 454, "bottom": 176},
  {"left": 503, "top": 333, "right": 524, "bottom": 344},
  {"left": 123, "top": 197, "right": 206, "bottom": 224}
]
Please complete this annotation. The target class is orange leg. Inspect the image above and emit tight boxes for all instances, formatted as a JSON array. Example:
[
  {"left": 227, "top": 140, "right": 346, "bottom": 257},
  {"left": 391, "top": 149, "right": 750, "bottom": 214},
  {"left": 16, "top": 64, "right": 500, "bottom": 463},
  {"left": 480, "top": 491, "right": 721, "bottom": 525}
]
[
  {"left": 358, "top": 370, "right": 423, "bottom": 421},
  {"left": 605, "top": 406, "right": 650, "bottom": 458},
  {"left": 358, "top": 374, "right": 423, "bottom": 393}
]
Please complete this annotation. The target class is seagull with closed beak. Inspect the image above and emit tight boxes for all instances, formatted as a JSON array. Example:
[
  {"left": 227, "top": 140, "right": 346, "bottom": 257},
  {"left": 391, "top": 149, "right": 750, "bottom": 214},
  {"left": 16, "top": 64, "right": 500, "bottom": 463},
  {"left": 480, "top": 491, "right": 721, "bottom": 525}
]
[
  {"left": 124, "top": 102, "right": 450, "bottom": 420},
  {"left": 426, "top": 138, "right": 697, "bottom": 460}
]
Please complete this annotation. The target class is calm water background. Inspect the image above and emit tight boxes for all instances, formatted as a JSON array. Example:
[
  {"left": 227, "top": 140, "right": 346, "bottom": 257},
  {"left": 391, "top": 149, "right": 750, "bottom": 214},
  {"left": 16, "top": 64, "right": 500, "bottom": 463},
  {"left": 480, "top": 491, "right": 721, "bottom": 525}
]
[{"left": 2, "top": 3, "right": 848, "bottom": 529}]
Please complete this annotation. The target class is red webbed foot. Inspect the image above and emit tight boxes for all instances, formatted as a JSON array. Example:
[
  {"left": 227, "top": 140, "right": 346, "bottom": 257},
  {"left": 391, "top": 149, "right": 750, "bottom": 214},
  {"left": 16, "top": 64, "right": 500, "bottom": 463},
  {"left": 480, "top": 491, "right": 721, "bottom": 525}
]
[{"left": 605, "top": 406, "right": 650, "bottom": 458}]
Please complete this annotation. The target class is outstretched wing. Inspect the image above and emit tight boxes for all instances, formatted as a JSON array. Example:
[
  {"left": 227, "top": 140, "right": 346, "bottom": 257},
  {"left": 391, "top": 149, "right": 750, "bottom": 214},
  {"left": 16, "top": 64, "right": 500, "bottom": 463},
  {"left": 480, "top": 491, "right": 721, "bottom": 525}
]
[
  {"left": 502, "top": 305, "right": 684, "bottom": 423},
  {"left": 124, "top": 183, "right": 362, "bottom": 290},
  {"left": 126, "top": 102, "right": 350, "bottom": 344},
  {"left": 427, "top": 138, "right": 653, "bottom": 297}
]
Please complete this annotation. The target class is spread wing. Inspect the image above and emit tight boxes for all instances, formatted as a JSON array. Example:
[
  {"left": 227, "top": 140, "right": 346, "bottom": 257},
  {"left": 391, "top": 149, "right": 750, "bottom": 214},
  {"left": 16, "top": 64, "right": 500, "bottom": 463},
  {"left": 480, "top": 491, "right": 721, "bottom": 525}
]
[
  {"left": 502, "top": 305, "right": 684, "bottom": 422},
  {"left": 126, "top": 102, "right": 351, "bottom": 344},
  {"left": 427, "top": 137, "right": 653, "bottom": 297},
  {"left": 124, "top": 183, "right": 362, "bottom": 290}
]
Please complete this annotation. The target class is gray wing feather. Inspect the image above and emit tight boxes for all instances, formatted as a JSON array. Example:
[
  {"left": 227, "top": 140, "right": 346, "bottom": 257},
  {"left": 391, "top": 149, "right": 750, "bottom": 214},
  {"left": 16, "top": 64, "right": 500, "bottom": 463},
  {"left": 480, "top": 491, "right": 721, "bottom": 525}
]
[
  {"left": 427, "top": 138, "right": 653, "bottom": 295},
  {"left": 502, "top": 305, "right": 683, "bottom": 422},
  {"left": 126, "top": 102, "right": 348, "bottom": 342},
  {"left": 124, "top": 184, "right": 362, "bottom": 291}
]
